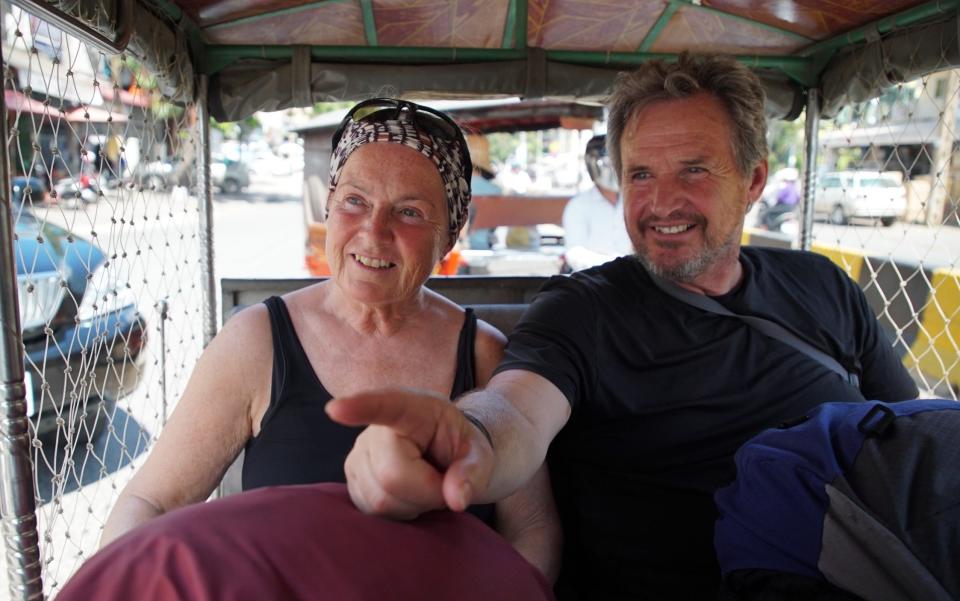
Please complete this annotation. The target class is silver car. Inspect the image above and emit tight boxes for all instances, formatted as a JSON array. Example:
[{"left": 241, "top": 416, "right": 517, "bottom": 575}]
[{"left": 815, "top": 171, "right": 907, "bottom": 226}]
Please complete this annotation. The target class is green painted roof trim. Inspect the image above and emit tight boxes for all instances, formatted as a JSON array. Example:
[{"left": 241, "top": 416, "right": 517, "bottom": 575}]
[
  {"left": 202, "top": 44, "right": 815, "bottom": 85},
  {"left": 637, "top": 2, "right": 680, "bottom": 53},
  {"left": 514, "top": 0, "right": 527, "bottom": 51},
  {"left": 501, "top": 0, "right": 517, "bottom": 49},
  {"left": 360, "top": 0, "right": 377, "bottom": 46}
]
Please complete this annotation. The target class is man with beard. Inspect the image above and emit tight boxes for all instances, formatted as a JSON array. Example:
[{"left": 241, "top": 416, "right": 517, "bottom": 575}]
[{"left": 327, "top": 54, "right": 917, "bottom": 600}]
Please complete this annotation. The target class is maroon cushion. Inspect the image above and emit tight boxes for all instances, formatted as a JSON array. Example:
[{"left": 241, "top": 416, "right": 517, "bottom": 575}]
[{"left": 60, "top": 483, "right": 554, "bottom": 601}]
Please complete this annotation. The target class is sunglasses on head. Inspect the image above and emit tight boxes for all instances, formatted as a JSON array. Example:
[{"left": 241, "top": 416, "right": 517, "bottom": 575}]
[{"left": 332, "top": 98, "right": 472, "bottom": 174}]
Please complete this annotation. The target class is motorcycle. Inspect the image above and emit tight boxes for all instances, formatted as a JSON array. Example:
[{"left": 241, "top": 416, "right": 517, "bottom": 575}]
[
  {"left": 53, "top": 173, "right": 100, "bottom": 206},
  {"left": 755, "top": 201, "right": 799, "bottom": 237}
]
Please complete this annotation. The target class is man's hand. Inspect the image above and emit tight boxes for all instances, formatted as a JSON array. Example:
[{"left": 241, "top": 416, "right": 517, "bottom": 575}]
[{"left": 326, "top": 388, "right": 494, "bottom": 519}]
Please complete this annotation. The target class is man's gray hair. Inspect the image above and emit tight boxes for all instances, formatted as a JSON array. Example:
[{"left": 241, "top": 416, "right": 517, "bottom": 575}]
[{"left": 607, "top": 53, "right": 768, "bottom": 177}]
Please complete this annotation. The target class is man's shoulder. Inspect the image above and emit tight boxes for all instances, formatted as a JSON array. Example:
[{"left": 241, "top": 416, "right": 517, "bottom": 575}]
[
  {"left": 744, "top": 246, "right": 844, "bottom": 276},
  {"left": 549, "top": 256, "right": 647, "bottom": 300},
  {"left": 743, "top": 247, "right": 856, "bottom": 301},
  {"left": 521, "top": 258, "right": 650, "bottom": 327}
]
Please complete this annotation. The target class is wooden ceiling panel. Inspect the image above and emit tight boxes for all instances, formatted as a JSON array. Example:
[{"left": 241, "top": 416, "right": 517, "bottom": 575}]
[
  {"left": 528, "top": 0, "right": 665, "bottom": 51},
  {"left": 205, "top": 2, "right": 366, "bottom": 45},
  {"left": 373, "top": 0, "right": 509, "bottom": 48},
  {"left": 651, "top": 5, "right": 808, "bottom": 55},
  {"left": 704, "top": 0, "right": 920, "bottom": 40}
]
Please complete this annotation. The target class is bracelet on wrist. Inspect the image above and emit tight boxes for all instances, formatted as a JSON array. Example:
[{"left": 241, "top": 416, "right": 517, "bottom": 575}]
[{"left": 459, "top": 410, "right": 494, "bottom": 450}]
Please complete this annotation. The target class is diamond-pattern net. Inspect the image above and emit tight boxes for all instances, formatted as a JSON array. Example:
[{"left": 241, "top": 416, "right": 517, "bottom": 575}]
[
  {"left": 811, "top": 63, "right": 960, "bottom": 399},
  {"left": 3, "top": 5, "right": 203, "bottom": 596}
]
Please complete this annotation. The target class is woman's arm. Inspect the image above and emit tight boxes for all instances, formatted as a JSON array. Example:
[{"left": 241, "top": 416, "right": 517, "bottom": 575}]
[
  {"left": 474, "top": 321, "right": 562, "bottom": 582},
  {"left": 100, "top": 305, "right": 273, "bottom": 547}
]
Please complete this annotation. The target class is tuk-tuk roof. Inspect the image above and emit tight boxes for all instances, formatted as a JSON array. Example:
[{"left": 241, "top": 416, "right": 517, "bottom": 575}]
[{"left": 36, "top": 0, "right": 960, "bottom": 121}]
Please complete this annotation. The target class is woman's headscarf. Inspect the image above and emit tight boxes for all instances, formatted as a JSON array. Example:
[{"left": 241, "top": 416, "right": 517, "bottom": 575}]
[{"left": 328, "top": 112, "right": 471, "bottom": 244}]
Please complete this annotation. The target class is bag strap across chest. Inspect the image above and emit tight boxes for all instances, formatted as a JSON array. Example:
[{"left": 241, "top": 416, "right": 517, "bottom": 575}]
[{"left": 647, "top": 271, "right": 860, "bottom": 388}]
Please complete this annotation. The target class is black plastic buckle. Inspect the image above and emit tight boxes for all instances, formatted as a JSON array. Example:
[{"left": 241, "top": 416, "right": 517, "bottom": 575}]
[{"left": 857, "top": 404, "right": 895, "bottom": 438}]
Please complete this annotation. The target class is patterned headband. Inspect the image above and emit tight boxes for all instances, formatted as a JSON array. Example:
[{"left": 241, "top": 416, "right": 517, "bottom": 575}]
[{"left": 328, "top": 117, "right": 471, "bottom": 243}]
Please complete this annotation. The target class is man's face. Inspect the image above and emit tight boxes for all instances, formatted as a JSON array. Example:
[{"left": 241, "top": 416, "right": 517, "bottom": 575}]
[{"left": 620, "top": 93, "right": 766, "bottom": 284}]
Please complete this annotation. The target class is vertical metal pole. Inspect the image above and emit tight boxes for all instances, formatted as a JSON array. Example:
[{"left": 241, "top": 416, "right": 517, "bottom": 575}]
[
  {"left": 0, "top": 78, "right": 45, "bottom": 600},
  {"left": 196, "top": 76, "right": 217, "bottom": 347},
  {"left": 799, "top": 87, "right": 820, "bottom": 251},
  {"left": 158, "top": 299, "right": 169, "bottom": 425},
  {"left": 198, "top": 78, "right": 229, "bottom": 499}
]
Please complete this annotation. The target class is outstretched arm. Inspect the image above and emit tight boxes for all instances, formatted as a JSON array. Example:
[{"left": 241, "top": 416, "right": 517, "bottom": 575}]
[{"left": 325, "top": 369, "right": 570, "bottom": 518}]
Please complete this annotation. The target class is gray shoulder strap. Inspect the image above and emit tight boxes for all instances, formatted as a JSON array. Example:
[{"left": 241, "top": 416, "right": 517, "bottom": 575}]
[{"left": 647, "top": 271, "right": 860, "bottom": 388}]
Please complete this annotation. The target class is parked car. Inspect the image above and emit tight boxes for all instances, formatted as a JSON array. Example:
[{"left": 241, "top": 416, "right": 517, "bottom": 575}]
[
  {"left": 130, "top": 158, "right": 249, "bottom": 194},
  {"left": 11, "top": 176, "right": 50, "bottom": 207},
  {"left": 133, "top": 160, "right": 176, "bottom": 190},
  {"left": 815, "top": 171, "right": 907, "bottom": 226},
  {"left": 211, "top": 159, "right": 250, "bottom": 194},
  {"left": 14, "top": 208, "right": 147, "bottom": 441}
]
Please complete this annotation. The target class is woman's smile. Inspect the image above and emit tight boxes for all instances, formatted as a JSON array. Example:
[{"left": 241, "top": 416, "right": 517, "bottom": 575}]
[{"left": 350, "top": 253, "right": 396, "bottom": 269}]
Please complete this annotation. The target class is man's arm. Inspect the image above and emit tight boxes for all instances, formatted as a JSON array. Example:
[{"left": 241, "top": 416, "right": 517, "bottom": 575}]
[
  {"left": 325, "top": 369, "right": 570, "bottom": 518},
  {"left": 457, "top": 370, "right": 570, "bottom": 501},
  {"left": 495, "top": 462, "right": 562, "bottom": 583}
]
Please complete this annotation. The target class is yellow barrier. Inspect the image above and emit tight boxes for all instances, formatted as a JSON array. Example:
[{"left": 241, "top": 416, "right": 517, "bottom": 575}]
[
  {"left": 906, "top": 267, "right": 960, "bottom": 389},
  {"left": 810, "top": 242, "right": 866, "bottom": 283}
]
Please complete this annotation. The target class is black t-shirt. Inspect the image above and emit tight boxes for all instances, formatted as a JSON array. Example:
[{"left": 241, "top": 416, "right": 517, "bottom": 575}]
[{"left": 495, "top": 248, "right": 917, "bottom": 601}]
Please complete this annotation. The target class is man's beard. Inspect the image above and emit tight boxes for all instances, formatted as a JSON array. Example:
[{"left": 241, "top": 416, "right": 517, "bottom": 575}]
[{"left": 633, "top": 225, "right": 739, "bottom": 283}]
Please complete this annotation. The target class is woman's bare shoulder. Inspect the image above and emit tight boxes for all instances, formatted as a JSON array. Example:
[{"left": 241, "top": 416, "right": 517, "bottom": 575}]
[
  {"left": 279, "top": 281, "right": 333, "bottom": 318},
  {"left": 419, "top": 288, "right": 506, "bottom": 347},
  {"left": 217, "top": 302, "right": 272, "bottom": 346},
  {"left": 420, "top": 287, "right": 468, "bottom": 322}
]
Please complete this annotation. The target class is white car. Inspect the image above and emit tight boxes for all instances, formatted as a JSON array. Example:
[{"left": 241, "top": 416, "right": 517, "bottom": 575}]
[{"left": 815, "top": 171, "right": 907, "bottom": 226}]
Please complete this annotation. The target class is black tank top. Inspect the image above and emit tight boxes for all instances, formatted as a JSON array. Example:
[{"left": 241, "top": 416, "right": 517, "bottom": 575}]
[{"left": 242, "top": 296, "right": 494, "bottom": 524}]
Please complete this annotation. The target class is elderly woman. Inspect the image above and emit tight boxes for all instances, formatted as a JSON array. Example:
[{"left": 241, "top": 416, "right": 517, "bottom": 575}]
[{"left": 101, "top": 99, "right": 561, "bottom": 581}]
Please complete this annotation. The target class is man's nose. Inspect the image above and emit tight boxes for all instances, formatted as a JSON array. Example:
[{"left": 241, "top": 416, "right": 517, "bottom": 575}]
[{"left": 650, "top": 178, "right": 685, "bottom": 217}]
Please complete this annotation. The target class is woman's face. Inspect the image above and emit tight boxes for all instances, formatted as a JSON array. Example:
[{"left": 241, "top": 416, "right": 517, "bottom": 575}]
[{"left": 326, "top": 142, "right": 450, "bottom": 306}]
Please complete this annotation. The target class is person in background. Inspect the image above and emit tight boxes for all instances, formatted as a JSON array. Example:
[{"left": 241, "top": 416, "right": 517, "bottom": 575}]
[
  {"left": 327, "top": 55, "right": 917, "bottom": 600},
  {"left": 561, "top": 134, "right": 632, "bottom": 271},
  {"left": 100, "top": 97, "right": 561, "bottom": 583},
  {"left": 465, "top": 133, "right": 501, "bottom": 250},
  {"left": 498, "top": 162, "right": 534, "bottom": 194},
  {"left": 775, "top": 167, "right": 801, "bottom": 207},
  {"left": 759, "top": 166, "right": 801, "bottom": 230}
]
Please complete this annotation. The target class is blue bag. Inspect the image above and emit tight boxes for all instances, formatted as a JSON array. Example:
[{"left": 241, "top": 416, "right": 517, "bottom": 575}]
[{"left": 714, "top": 400, "right": 960, "bottom": 601}]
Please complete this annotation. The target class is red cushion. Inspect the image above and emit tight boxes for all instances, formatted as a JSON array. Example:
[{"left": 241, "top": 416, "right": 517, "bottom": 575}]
[{"left": 60, "top": 483, "right": 554, "bottom": 601}]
